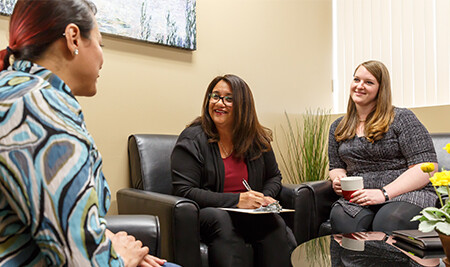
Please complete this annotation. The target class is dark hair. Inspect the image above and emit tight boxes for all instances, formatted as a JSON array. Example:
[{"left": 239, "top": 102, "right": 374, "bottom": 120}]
[
  {"left": 0, "top": 0, "right": 97, "bottom": 70},
  {"left": 190, "top": 74, "right": 272, "bottom": 160},
  {"left": 335, "top": 60, "right": 395, "bottom": 143}
]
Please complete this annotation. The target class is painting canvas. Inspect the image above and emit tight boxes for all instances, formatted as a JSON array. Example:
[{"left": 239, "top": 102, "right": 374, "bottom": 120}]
[{"left": 0, "top": 0, "right": 197, "bottom": 50}]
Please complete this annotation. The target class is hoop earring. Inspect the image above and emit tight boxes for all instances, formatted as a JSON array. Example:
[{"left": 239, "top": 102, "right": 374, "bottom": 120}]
[{"left": 74, "top": 49, "right": 79, "bottom": 55}]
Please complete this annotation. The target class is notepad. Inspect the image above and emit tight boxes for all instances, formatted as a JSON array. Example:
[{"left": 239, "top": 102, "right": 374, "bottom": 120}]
[{"left": 218, "top": 207, "right": 295, "bottom": 214}]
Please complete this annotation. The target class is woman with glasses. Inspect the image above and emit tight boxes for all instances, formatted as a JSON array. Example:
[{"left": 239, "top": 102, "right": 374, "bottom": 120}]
[{"left": 171, "top": 74, "right": 296, "bottom": 267}]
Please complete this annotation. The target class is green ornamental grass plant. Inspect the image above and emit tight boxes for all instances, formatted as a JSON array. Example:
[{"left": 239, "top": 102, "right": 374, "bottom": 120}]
[{"left": 276, "top": 108, "right": 331, "bottom": 184}]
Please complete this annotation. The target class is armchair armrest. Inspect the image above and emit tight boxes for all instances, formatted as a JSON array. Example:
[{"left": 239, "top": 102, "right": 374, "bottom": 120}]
[
  {"left": 105, "top": 214, "right": 160, "bottom": 257},
  {"left": 279, "top": 184, "right": 299, "bottom": 209},
  {"left": 281, "top": 180, "right": 338, "bottom": 244},
  {"left": 117, "top": 188, "right": 202, "bottom": 267},
  {"left": 279, "top": 184, "right": 302, "bottom": 244},
  {"left": 299, "top": 180, "right": 338, "bottom": 243}
]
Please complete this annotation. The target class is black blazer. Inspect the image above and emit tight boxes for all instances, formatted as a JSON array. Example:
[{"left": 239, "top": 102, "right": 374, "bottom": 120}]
[{"left": 171, "top": 125, "right": 282, "bottom": 208}]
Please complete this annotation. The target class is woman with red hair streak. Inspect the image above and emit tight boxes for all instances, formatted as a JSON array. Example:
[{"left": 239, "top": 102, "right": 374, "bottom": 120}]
[{"left": 0, "top": 1, "right": 178, "bottom": 266}]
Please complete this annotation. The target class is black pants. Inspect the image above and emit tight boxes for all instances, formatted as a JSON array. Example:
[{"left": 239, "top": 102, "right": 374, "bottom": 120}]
[
  {"left": 330, "top": 201, "right": 423, "bottom": 234},
  {"left": 200, "top": 207, "right": 297, "bottom": 267}
]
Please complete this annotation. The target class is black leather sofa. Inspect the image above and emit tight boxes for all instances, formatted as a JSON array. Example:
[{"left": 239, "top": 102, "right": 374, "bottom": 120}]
[
  {"left": 294, "top": 133, "right": 450, "bottom": 245},
  {"left": 116, "top": 134, "right": 305, "bottom": 267}
]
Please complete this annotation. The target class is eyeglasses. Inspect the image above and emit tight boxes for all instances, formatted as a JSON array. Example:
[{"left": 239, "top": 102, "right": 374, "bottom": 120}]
[{"left": 209, "top": 93, "right": 233, "bottom": 106}]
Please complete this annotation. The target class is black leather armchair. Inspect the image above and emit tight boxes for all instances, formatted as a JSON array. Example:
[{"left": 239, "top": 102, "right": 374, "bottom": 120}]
[
  {"left": 116, "top": 134, "right": 304, "bottom": 267},
  {"left": 106, "top": 214, "right": 161, "bottom": 257},
  {"left": 294, "top": 133, "right": 450, "bottom": 245}
]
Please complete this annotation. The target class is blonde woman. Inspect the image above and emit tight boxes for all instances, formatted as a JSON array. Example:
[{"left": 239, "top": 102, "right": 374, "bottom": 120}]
[{"left": 328, "top": 60, "right": 438, "bottom": 234}]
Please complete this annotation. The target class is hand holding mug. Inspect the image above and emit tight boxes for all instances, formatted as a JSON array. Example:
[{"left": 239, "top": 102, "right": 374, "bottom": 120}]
[
  {"left": 350, "top": 189, "right": 386, "bottom": 206},
  {"left": 332, "top": 178, "right": 342, "bottom": 196},
  {"left": 331, "top": 173, "right": 347, "bottom": 196}
]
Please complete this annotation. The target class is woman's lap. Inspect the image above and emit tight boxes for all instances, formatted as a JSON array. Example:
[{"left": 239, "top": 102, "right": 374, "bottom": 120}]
[
  {"left": 330, "top": 201, "right": 422, "bottom": 234},
  {"left": 199, "top": 207, "right": 295, "bottom": 267},
  {"left": 372, "top": 201, "right": 422, "bottom": 233}
]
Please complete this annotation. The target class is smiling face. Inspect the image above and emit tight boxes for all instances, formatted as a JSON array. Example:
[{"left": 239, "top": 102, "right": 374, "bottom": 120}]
[
  {"left": 208, "top": 80, "right": 234, "bottom": 131},
  {"left": 350, "top": 65, "right": 380, "bottom": 110}
]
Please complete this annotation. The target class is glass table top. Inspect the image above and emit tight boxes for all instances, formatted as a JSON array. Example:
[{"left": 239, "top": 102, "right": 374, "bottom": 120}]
[{"left": 291, "top": 232, "right": 447, "bottom": 267}]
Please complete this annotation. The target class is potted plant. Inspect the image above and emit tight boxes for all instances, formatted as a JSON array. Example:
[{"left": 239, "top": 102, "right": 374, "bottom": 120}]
[
  {"left": 412, "top": 148, "right": 450, "bottom": 262},
  {"left": 276, "top": 108, "right": 331, "bottom": 184}
]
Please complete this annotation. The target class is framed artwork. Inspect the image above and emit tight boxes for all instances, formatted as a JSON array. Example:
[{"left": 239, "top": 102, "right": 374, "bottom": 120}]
[{"left": 0, "top": 0, "right": 197, "bottom": 50}]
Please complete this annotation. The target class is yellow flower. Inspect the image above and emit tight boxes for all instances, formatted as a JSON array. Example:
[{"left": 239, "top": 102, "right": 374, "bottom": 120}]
[
  {"left": 443, "top": 143, "right": 450, "bottom": 154},
  {"left": 420, "top": 162, "right": 435, "bottom": 173},
  {"left": 413, "top": 144, "right": 450, "bottom": 235},
  {"left": 430, "top": 171, "right": 450, "bottom": 186}
]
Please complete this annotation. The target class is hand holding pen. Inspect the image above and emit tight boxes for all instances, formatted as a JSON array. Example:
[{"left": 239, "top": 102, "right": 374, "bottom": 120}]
[
  {"left": 236, "top": 179, "right": 265, "bottom": 209},
  {"left": 241, "top": 178, "right": 278, "bottom": 208}
]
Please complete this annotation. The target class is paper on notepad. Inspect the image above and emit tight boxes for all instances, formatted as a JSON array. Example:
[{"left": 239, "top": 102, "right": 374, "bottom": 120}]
[{"left": 218, "top": 207, "right": 295, "bottom": 214}]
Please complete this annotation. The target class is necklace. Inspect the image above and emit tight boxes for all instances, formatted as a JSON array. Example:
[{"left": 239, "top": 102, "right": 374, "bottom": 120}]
[{"left": 218, "top": 141, "right": 233, "bottom": 158}]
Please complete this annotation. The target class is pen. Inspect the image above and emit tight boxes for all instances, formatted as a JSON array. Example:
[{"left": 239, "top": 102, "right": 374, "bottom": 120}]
[{"left": 242, "top": 179, "right": 252, "bottom": 191}]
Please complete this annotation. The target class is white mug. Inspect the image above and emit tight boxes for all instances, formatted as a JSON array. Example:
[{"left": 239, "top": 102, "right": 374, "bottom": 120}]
[{"left": 340, "top": 176, "right": 363, "bottom": 201}]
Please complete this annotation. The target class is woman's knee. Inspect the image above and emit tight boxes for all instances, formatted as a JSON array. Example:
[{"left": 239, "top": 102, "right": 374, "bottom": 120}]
[
  {"left": 372, "top": 202, "right": 422, "bottom": 232},
  {"left": 330, "top": 205, "right": 373, "bottom": 234},
  {"left": 200, "top": 208, "right": 235, "bottom": 237},
  {"left": 330, "top": 206, "right": 352, "bottom": 233}
]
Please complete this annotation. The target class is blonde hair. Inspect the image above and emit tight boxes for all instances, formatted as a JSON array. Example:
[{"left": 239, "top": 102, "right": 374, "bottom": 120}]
[{"left": 335, "top": 60, "right": 395, "bottom": 143}]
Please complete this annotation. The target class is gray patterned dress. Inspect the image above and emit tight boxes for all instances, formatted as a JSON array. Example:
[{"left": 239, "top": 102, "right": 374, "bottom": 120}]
[{"left": 328, "top": 107, "right": 437, "bottom": 217}]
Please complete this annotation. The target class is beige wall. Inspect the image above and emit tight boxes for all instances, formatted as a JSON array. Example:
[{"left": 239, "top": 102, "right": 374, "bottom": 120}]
[
  {"left": 409, "top": 105, "right": 450, "bottom": 133},
  {"left": 1, "top": 0, "right": 448, "bottom": 215},
  {"left": 0, "top": 0, "right": 333, "bottom": 214}
]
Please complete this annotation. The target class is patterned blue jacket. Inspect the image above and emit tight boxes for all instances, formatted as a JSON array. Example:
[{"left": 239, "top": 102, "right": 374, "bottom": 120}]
[{"left": 0, "top": 60, "right": 123, "bottom": 266}]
